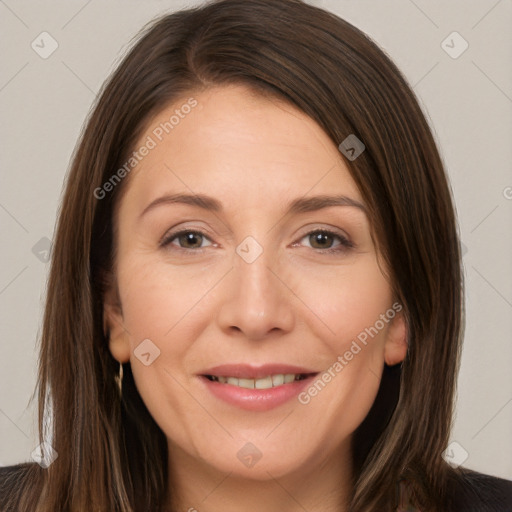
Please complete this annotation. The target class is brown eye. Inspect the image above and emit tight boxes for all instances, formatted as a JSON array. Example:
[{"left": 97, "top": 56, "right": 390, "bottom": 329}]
[
  {"left": 161, "top": 230, "right": 213, "bottom": 250},
  {"left": 297, "top": 229, "right": 354, "bottom": 253},
  {"left": 177, "top": 232, "right": 204, "bottom": 248},
  {"left": 309, "top": 231, "right": 336, "bottom": 249}
]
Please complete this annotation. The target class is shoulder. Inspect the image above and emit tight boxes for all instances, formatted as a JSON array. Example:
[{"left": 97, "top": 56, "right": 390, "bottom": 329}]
[
  {"left": 0, "top": 462, "right": 44, "bottom": 511},
  {"left": 447, "top": 467, "right": 512, "bottom": 512},
  {"left": 2, "top": 463, "right": 511, "bottom": 511}
]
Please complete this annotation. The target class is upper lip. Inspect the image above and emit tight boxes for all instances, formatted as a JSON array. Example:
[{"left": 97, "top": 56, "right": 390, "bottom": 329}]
[{"left": 200, "top": 364, "right": 318, "bottom": 379}]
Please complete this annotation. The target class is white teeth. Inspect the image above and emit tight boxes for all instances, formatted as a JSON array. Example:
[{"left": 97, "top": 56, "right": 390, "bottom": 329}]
[
  {"left": 271, "top": 374, "right": 284, "bottom": 386},
  {"left": 211, "top": 373, "right": 306, "bottom": 389},
  {"left": 238, "top": 378, "right": 255, "bottom": 389},
  {"left": 254, "top": 376, "right": 273, "bottom": 389}
]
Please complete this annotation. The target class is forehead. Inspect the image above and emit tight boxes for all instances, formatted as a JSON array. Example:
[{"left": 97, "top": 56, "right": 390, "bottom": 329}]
[{"left": 121, "top": 84, "right": 362, "bottom": 212}]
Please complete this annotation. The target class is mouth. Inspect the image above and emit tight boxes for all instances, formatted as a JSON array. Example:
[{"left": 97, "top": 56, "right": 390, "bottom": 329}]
[
  {"left": 203, "top": 373, "right": 315, "bottom": 389},
  {"left": 198, "top": 364, "right": 319, "bottom": 411}
]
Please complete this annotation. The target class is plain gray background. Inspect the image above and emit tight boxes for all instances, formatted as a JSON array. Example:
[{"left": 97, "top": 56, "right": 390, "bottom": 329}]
[{"left": 0, "top": 0, "right": 511, "bottom": 479}]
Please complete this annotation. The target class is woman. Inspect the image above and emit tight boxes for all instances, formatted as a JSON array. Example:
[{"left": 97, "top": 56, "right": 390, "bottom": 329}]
[{"left": 1, "top": 0, "right": 511, "bottom": 510}]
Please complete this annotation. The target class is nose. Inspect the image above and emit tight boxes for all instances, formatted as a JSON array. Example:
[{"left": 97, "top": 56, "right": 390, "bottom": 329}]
[{"left": 216, "top": 246, "right": 295, "bottom": 341}]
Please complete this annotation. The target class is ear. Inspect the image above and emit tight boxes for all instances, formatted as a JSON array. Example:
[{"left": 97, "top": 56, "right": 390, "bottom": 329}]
[
  {"left": 103, "top": 281, "right": 131, "bottom": 364},
  {"left": 383, "top": 309, "right": 408, "bottom": 366}
]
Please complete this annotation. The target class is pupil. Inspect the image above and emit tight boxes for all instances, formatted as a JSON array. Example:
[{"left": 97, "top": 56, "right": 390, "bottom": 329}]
[
  {"left": 180, "top": 232, "right": 202, "bottom": 248},
  {"left": 311, "top": 232, "right": 332, "bottom": 249}
]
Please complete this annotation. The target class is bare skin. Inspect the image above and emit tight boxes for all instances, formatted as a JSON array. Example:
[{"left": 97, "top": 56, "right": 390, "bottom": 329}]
[{"left": 105, "top": 84, "right": 407, "bottom": 512}]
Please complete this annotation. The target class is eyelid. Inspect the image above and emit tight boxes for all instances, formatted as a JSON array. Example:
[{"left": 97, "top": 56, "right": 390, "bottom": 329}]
[
  {"left": 159, "top": 228, "right": 214, "bottom": 249},
  {"left": 295, "top": 224, "right": 353, "bottom": 242},
  {"left": 294, "top": 227, "right": 354, "bottom": 251}
]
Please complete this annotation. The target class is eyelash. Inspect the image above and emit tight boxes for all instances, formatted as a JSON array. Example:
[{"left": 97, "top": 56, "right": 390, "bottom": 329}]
[{"left": 159, "top": 228, "right": 354, "bottom": 255}]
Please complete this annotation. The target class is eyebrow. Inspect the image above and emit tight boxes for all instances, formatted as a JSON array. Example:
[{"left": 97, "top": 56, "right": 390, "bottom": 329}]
[{"left": 139, "top": 192, "right": 366, "bottom": 220}]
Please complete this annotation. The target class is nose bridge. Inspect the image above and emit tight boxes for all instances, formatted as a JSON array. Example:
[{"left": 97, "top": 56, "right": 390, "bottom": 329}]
[
  {"left": 234, "top": 232, "right": 276, "bottom": 291},
  {"left": 216, "top": 236, "right": 295, "bottom": 339},
  {"left": 237, "top": 246, "right": 274, "bottom": 300}
]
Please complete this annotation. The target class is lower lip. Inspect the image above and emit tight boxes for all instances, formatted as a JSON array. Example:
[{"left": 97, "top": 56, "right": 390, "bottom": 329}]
[{"left": 199, "top": 375, "right": 317, "bottom": 411}]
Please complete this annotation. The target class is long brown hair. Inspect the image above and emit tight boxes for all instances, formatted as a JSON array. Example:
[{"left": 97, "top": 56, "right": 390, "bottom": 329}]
[{"left": 6, "top": 0, "right": 464, "bottom": 510}]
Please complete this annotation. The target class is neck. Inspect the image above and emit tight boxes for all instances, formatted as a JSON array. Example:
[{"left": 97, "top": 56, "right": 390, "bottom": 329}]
[{"left": 165, "top": 441, "right": 353, "bottom": 512}]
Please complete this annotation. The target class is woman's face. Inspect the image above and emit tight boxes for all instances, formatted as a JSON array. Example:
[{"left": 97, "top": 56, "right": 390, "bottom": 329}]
[{"left": 105, "top": 84, "right": 407, "bottom": 480}]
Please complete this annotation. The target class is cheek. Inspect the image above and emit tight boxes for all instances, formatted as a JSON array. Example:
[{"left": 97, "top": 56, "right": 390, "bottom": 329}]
[
  {"left": 116, "top": 257, "right": 217, "bottom": 449},
  {"left": 288, "top": 252, "right": 393, "bottom": 351},
  {"left": 291, "top": 255, "right": 393, "bottom": 428},
  {"left": 117, "top": 253, "right": 228, "bottom": 344},
  {"left": 114, "top": 255, "right": 232, "bottom": 437}
]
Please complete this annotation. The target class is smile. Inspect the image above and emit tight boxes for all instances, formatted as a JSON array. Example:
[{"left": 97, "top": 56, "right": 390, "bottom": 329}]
[
  {"left": 199, "top": 365, "right": 319, "bottom": 411},
  {"left": 204, "top": 373, "right": 312, "bottom": 389}
]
